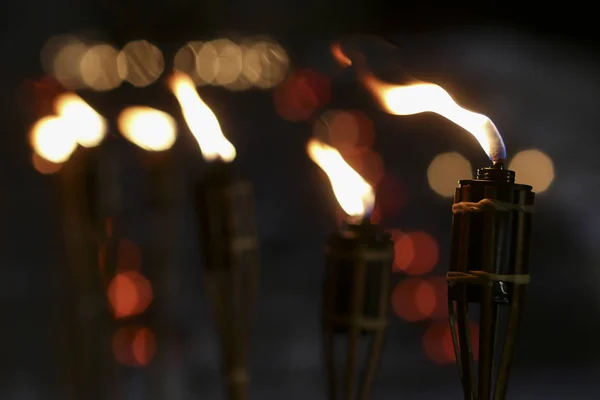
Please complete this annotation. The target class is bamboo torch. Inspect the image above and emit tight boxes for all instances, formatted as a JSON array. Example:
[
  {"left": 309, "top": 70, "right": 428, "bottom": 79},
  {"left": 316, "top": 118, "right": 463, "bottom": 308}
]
[{"left": 168, "top": 72, "right": 260, "bottom": 400}]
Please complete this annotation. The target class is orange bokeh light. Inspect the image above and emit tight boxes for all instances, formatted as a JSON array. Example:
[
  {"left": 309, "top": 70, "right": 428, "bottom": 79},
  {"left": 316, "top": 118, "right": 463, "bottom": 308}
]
[
  {"left": 422, "top": 322, "right": 455, "bottom": 364},
  {"left": 374, "top": 175, "right": 405, "bottom": 220},
  {"left": 112, "top": 326, "right": 156, "bottom": 367},
  {"left": 426, "top": 276, "right": 449, "bottom": 319},
  {"left": 107, "top": 271, "right": 153, "bottom": 318},
  {"left": 132, "top": 327, "right": 157, "bottom": 366},
  {"left": 391, "top": 278, "right": 436, "bottom": 322},
  {"left": 393, "top": 232, "right": 439, "bottom": 275},
  {"left": 32, "top": 152, "right": 62, "bottom": 174},
  {"left": 423, "top": 321, "right": 480, "bottom": 364},
  {"left": 274, "top": 69, "right": 331, "bottom": 122}
]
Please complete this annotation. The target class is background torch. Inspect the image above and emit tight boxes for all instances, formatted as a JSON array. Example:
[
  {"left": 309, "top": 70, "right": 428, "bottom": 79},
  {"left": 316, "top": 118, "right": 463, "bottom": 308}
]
[
  {"left": 307, "top": 138, "right": 394, "bottom": 400},
  {"left": 118, "top": 106, "right": 178, "bottom": 399},
  {"left": 30, "top": 93, "right": 114, "bottom": 400},
  {"left": 169, "top": 72, "right": 260, "bottom": 400},
  {"left": 338, "top": 45, "right": 536, "bottom": 400}
]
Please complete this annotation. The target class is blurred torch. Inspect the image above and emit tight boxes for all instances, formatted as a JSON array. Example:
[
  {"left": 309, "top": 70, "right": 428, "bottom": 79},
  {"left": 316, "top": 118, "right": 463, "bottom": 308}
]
[
  {"left": 118, "top": 106, "right": 178, "bottom": 398},
  {"left": 169, "top": 72, "right": 259, "bottom": 400},
  {"left": 334, "top": 43, "right": 535, "bottom": 400},
  {"left": 30, "top": 93, "right": 114, "bottom": 400},
  {"left": 307, "top": 138, "right": 393, "bottom": 400}
]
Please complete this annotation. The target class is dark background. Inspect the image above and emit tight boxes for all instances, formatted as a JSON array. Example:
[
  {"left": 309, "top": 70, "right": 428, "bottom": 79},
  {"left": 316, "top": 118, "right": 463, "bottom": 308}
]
[{"left": 2, "top": 1, "right": 600, "bottom": 399}]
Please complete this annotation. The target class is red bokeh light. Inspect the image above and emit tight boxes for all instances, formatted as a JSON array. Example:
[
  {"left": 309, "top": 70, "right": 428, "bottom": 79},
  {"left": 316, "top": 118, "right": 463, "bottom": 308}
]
[
  {"left": 422, "top": 321, "right": 480, "bottom": 364},
  {"left": 391, "top": 278, "right": 436, "bottom": 322},
  {"left": 273, "top": 69, "right": 331, "bottom": 122},
  {"left": 107, "top": 271, "right": 153, "bottom": 318},
  {"left": 112, "top": 325, "right": 156, "bottom": 367},
  {"left": 393, "top": 232, "right": 439, "bottom": 276},
  {"left": 423, "top": 322, "right": 455, "bottom": 364},
  {"left": 344, "top": 149, "right": 384, "bottom": 187},
  {"left": 426, "top": 276, "right": 449, "bottom": 319},
  {"left": 374, "top": 175, "right": 405, "bottom": 220}
]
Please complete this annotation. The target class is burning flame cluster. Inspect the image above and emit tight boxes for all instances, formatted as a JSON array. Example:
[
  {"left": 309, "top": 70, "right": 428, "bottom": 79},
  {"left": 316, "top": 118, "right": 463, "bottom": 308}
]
[
  {"left": 30, "top": 72, "right": 237, "bottom": 166},
  {"left": 30, "top": 93, "right": 107, "bottom": 163},
  {"left": 305, "top": 44, "right": 509, "bottom": 220}
]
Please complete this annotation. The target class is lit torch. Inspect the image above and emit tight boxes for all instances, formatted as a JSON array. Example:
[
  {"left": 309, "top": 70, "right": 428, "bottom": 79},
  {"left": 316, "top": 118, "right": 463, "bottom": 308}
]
[
  {"left": 307, "top": 138, "right": 393, "bottom": 400},
  {"left": 29, "top": 92, "right": 114, "bottom": 399},
  {"left": 333, "top": 44, "right": 535, "bottom": 400},
  {"left": 169, "top": 72, "right": 259, "bottom": 400},
  {"left": 117, "top": 105, "right": 178, "bottom": 397}
]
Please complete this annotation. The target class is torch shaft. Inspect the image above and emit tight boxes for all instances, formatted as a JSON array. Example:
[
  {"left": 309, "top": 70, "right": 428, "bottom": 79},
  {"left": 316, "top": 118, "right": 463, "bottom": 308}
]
[
  {"left": 493, "top": 191, "right": 532, "bottom": 400},
  {"left": 478, "top": 189, "right": 499, "bottom": 400},
  {"left": 450, "top": 211, "right": 475, "bottom": 400},
  {"left": 59, "top": 150, "right": 115, "bottom": 400},
  {"left": 344, "top": 247, "right": 367, "bottom": 400}
]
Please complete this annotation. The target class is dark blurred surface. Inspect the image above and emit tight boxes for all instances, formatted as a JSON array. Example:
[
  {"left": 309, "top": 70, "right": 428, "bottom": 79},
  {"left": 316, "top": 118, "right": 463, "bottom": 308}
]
[{"left": 2, "top": 1, "right": 600, "bottom": 399}]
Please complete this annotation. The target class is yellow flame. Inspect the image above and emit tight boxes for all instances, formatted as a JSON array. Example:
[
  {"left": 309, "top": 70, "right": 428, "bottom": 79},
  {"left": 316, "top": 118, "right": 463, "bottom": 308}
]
[
  {"left": 168, "top": 72, "right": 236, "bottom": 162},
  {"left": 363, "top": 75, "right": 504, "bottom": 160},
  {"left": 307, "top": 138, "right": 374, "bottom": 218},
  {"left": 330, "top": 44, "right": 505, "bottom": 160},
  {"left": 30, "top": 116, "right": 78, "bottom": 163},
  {"left": 54, "top": 93, "right": 107, "bottom": 147},
  {"left": 117, "top": 107, "right": 177, "bottom": 151}
]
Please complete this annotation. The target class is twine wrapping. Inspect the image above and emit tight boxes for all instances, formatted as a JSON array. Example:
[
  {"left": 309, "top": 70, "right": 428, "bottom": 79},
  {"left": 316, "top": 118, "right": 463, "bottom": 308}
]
[
  {"left": 452, "top": 198, "right": 534, "bottom": 214},
  {"left": 447, "top": 270, "right": 531, "bottom": 288}
]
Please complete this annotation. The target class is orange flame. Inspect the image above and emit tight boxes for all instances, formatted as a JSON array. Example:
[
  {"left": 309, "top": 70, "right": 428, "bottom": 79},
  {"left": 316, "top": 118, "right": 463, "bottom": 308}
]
[
  {"left": 54, "top": 93, "right": 107, "bottom": 148},
  {"left": 168, "top": 72, "right": 236, "bottom": 162},
  {"left": 30, "top": 116, "right": 77, "bottom": 163},
  {"left": 118, "top": 106, "right": 177, "bottom": 151},
  {"left": 332, "top": 44, "right": 506, "bottom": 161},
  {"left": 307, "top": 138, "right": 374, "bottom": 218}
]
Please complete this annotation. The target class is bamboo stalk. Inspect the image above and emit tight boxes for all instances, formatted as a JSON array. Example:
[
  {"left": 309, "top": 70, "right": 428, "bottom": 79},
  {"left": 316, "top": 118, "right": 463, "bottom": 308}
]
[{"left": 477, "top": 185, "right": 498, "bottom": 400}]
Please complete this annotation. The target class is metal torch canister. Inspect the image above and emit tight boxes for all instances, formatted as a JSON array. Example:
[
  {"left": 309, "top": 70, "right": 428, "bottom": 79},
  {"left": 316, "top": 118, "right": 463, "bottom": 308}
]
[
  {"left": 195, "top": 161, "right": 260, "bottom": 400},
  {"left": 448, "top": 163, "right": 534, "bottom": 400},
  {"left": 323, "top": 218, "right": 394, "bottom": 400}
]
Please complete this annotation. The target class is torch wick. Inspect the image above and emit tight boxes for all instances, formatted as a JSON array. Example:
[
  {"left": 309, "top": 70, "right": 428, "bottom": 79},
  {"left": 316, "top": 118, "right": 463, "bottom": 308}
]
[{"left": 491, "top": 159, "right": 505, "bottom": 169}]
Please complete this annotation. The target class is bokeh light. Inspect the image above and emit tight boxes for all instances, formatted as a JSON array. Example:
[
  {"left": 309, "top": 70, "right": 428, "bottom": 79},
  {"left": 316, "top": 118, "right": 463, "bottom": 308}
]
[
  {"left": 54, "top": 93, "right": 107, "bottom": 148},
  {"left": 117, "top": 106, "right": 177, "bottom": 152},
  {"left": 112, "top": 326, "right": 156, "bottom": 367},
  {"left": 212, "top": 39, "right": 243, "bottom": 86},
  {"left": 393, "top": 231, "right": 439, "bottom": 275},
  {"left": 80, "top": 44, "right": 122, "bottom": 91},
  {"left": 423, "top": 321, "right": 480, "bottom": 364},
  {"left": 117, "top": 40, "right": 164, "bottom": 87},
  {"left": 195, "top": 41, "right": 219, "bottom": 85},
  {"left": 107, "top": 271, "right": 153, "bottom": 318},
  {"left": 508, "top": 149, "right": 555, "bottom": 193},
  {"left": 250, "top": 40, "right": 289, "bottom": 89},
  {"left": 425, "top": 276, "right": 449, "bottom": 319},
  {"left": 274, "top": 69, "right": 331, "bottom": 121},
  {"left": 427, "top": 152, "right": 473, "bottom": 197},
  {"left": 374, "top": 175, "right": 405, "bottom": 220},
  {"left": 29, "top": 116, "right": 77, "bottom": 163},
  {"left": 173, "top": 41, "right": 205, "bottom": 85},
  {"left": 132, "top": 327, "right": 156, "bottom": 366},
  {"left": 422, "top": 322, "right": 455, "bottom": 364},
  {"left": 345, "top": 149, "right": 384, "bottom": 187},
  {"left": 391, "top": 278, "right": 436, "bottom": 321},
  {"left": 31, "top": 152, "right": 62, "bottom": 175},
  {"left": 41, "top": 35, "right": 87, "bottom": 89}
]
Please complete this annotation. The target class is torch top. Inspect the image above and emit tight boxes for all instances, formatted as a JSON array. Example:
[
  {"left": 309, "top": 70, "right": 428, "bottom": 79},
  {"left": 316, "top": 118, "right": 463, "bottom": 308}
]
[
  {"left": 338, "top": 217, "right": 390, "bottom": 243},
  {"left": 475, "top": 162, "right": 515, "bottom": 184}
]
